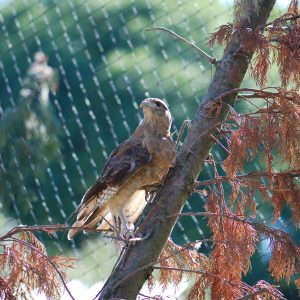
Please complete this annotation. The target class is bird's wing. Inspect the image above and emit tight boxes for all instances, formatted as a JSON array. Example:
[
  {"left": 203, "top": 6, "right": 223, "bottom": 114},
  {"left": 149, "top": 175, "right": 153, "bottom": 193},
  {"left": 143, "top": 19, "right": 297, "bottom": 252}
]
[{"left": 68, "top": 139, "right": 151, "bottom": 239}]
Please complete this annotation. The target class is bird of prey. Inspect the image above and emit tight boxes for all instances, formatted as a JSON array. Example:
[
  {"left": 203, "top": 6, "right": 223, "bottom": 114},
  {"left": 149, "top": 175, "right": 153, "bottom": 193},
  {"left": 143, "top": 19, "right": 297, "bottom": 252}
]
[{"left": 67, "top": 98, "right": 175, "bottom": 240}]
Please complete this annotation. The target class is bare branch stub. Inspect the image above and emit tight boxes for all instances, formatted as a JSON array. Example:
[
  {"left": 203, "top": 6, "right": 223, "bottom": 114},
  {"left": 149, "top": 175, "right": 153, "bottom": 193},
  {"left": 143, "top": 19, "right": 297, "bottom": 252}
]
[
  {"left": 146, "top": 27, "right": 217, "bottom": 65},
  {"left": 175, "top": 119, "right": 192, "bottom": 150}
]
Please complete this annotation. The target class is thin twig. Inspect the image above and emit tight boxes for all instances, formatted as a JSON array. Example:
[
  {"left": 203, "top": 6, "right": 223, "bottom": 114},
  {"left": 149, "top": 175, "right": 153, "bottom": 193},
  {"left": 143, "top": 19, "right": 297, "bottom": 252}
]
[
  {"left": 262, "top": 14, "right": 300, "bottom": 29},
  {"left": 194, "top": 169, "right": 300, "bottom": 188},
  {"left": 0, "top": 224, "right": 128, "bottom": 242},
  {"left": 217, "top": 88, "right": 272, "bottom": 101},
  {"left": 219, "top": 87, "right": 298, "bottom": 104},
  {"left": 189, "top": 119, "right": 229, "bottom": 151},
  {"left": 138, "top": 292, "right": 158, "bottom": 299},
  {"left": 237, "top": 94, "right": 262, "bottom": 109},
  {"left": 209, "top": 133, "right": 230, "bottom": 153},
  {"left": 237, "top": 93, "right": 269, "bottom": 99},
  {"left": 152, "top": 266, "right": 242, "bottom": 290},
  {"left": 101, "top": 215, "right": 126, "bottom": 242},
  {"left": 165, "top": 211, "right": 298, "bottom": 246},
  {"left": 175, "top": 119, "right": 191, "bottom": 150},
  {"left": 145, "top": 27, "right": 216, "bottom": 64},
  {"left": 236, "top": 288, "right": 285, "bottom": 300},
  {"left": 165, "top": 211, "right": 257, "bottom": 231}
]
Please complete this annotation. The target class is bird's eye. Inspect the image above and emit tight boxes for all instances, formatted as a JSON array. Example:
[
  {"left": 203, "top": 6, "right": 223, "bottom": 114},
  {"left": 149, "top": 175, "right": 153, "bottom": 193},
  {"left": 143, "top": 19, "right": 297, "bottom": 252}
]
[{"left": 155, "top": 101, "right": 161, "bottom": 107}]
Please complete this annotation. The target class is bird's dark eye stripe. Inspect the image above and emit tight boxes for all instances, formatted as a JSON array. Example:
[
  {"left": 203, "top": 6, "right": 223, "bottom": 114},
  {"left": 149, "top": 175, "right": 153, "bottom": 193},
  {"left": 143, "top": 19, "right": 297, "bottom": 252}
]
[{"left": 155, "top": 101, "right": 167, "bottom": 110}]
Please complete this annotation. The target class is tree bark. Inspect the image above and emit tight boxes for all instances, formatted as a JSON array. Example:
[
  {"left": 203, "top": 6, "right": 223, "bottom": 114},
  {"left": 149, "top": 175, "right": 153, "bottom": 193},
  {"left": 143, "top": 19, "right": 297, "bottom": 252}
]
[{"left": 98, "top": 1, "right": 276, "bottom": 299}]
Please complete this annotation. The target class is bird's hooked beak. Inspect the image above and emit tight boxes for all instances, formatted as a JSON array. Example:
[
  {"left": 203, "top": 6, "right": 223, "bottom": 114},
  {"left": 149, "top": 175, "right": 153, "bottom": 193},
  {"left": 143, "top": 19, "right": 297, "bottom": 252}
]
[{"left": 140, "top": 99, "right": 154, "bottom": 109}]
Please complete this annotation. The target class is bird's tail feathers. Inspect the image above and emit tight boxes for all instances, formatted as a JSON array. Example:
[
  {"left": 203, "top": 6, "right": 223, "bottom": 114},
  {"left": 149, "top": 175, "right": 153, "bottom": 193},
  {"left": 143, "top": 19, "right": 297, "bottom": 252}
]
[
  {"left": 96, "top": 213, "right": 113, "bottom": 231},
  {"left": 82, "top": 206, "right": 110, "bottom": 234},
  {"left": 67, "top": 220, "right": 84, "bottom": 240},
  {"left": 67, "top": 204, "right": 110, "bottom": 240},
  {"left": 65, "top": 195, "right": 97, "bottom": 238}
]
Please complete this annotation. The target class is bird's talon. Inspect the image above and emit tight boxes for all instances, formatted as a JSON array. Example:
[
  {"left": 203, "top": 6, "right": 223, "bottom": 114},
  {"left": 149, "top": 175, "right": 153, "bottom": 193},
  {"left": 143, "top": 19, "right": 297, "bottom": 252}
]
[
  {"left": 124, "top": 228, "right": 135, "bottom": 240},
  {"left": 128, "top": 237, "right": 143, "bottom": 243}
]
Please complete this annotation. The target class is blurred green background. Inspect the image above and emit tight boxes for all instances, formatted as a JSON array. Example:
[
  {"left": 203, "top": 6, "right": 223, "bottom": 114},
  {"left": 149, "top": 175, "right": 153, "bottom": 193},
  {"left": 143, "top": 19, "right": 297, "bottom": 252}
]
[{"left": 0, "top": 0, "right": 298, "bottom": 298}]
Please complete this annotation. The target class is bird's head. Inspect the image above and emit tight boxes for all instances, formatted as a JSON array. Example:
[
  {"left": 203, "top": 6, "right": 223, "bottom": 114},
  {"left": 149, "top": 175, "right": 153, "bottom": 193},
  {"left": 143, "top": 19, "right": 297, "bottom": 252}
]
[{"left": 140, "top": 98, "right": 172, "bottom": 136}]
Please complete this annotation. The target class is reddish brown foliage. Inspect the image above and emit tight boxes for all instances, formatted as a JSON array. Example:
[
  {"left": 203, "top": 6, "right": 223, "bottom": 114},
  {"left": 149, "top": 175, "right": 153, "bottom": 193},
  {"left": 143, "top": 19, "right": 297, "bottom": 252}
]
[
  {"left": 268, "top": 0, "right": 300, "bottom": 88},
  {"left": 192, "top": 167, "right": 300, "bottom": 298},
  {"left": 156, "top": 240, "right": 212, "bottom": 300},
  {"left": 209, "top": 2, "right": 300, "bottom": 88},
  {"left": 194, "top": 167, "right": 300, "bottom": 297},
  {"left": 288, "top": 0, "right": 299, "bottom": 15},
  {"left": 220, "top": 88, "right": 300, "bottom": 292},
  {"left": 273, "top": 23, "right": 300, "bottom": 88},
  {"left": 222, "top": 88, "right": 300, "bottom": 227},
  {"left": 224, "top": 89, "right": 300, "bottom": 176},
  {"left": 0, "top": 277, "right": 15, "bottom": 300},
  {"left": 243, "top": 280, "right": 285, "bottom": 299},
  {"left": 263, "top": 227, "right": 300, "bottom": 284},
  {"left": 248, "top": 30, "right": 272, "bottom": 87},
  {"left": 0, "top": 231, "right": 74, "bottom": 300},
  {"left": 205, "top": 192, "right": 258, "bottom": 299},
  {"left": 208, "top": 23, "right": 233, "bottom": 49},
  {"left": 272, "top": 174, "right": 300, "bottom": 223},
  {"left": 295, "top": 278, "right": 300, "bottom": 295},
  {"left": 158, "top": 248, "right": 184, "bottom": 291},
  {"left": 147, "top": 274, "right": 155, "bottom": 293}
]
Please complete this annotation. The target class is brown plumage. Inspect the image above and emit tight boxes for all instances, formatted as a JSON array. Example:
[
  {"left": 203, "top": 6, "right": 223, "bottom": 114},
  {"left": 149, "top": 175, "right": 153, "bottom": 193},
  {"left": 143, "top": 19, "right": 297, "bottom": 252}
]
[{"left": 67, "top": 98, "right": 175, "bottom": 240}]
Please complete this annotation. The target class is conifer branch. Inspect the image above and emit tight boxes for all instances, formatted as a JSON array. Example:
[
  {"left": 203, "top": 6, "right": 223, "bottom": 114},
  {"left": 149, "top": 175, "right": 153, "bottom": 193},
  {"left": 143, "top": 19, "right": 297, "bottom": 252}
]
[
  {"left": 0, "top": 229, "right": 75, "bottom": 300},
  {"left": 236, "top": 289, "right": 272, "bottom": 300},
  {"left": 0, "top": 224, "right": 129, "bottom": 242},
  {"left": 5, "top": 236, "right": 75, "bottom": 300}
]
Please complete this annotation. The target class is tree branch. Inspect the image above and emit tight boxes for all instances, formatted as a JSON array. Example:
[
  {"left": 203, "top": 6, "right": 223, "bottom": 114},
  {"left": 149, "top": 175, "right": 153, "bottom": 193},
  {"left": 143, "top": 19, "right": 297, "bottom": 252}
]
[
  {"left": 194, "top": 169, "right": 300, "bottom": 187},
  {"left": 98, "top": 1, "right": 276, "bottom": 299},
  {"left": 145, "top": 27, "right": 216, "bottom": 65},
  {"left": 263, "top": 14, "right": 300, "bottom": 29},
  {"left": 0, "top": 224, "right": 128, "bottom": 243},
  {"left": 236, "top": 288, "right": 284, "bottom": 300},
  {"left": 153, "top": 266, "right": 239, "bottom": 286}
]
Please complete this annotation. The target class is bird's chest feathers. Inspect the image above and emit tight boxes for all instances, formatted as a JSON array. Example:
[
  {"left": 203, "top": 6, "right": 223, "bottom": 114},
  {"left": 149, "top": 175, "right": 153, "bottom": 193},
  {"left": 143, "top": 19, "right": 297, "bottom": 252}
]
[{"left": 142, "top": 134, "right": 175, "bottom": 181}]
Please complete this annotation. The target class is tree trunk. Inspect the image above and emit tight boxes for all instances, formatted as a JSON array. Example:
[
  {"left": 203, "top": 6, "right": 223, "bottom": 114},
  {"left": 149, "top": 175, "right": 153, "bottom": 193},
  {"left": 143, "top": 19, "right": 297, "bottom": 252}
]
[{"left": 98, "top": 1, "right": 276, "bottom": 299}]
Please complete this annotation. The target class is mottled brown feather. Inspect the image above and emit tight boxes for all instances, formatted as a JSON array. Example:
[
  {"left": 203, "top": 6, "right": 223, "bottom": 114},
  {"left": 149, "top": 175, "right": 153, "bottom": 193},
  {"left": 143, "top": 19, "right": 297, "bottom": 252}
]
[
  {"left": 67, "top": 143, "right": 151, "bottom": 239},
  {"left": 80, "top": 141, "right": 150, "bottom": 203}
]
